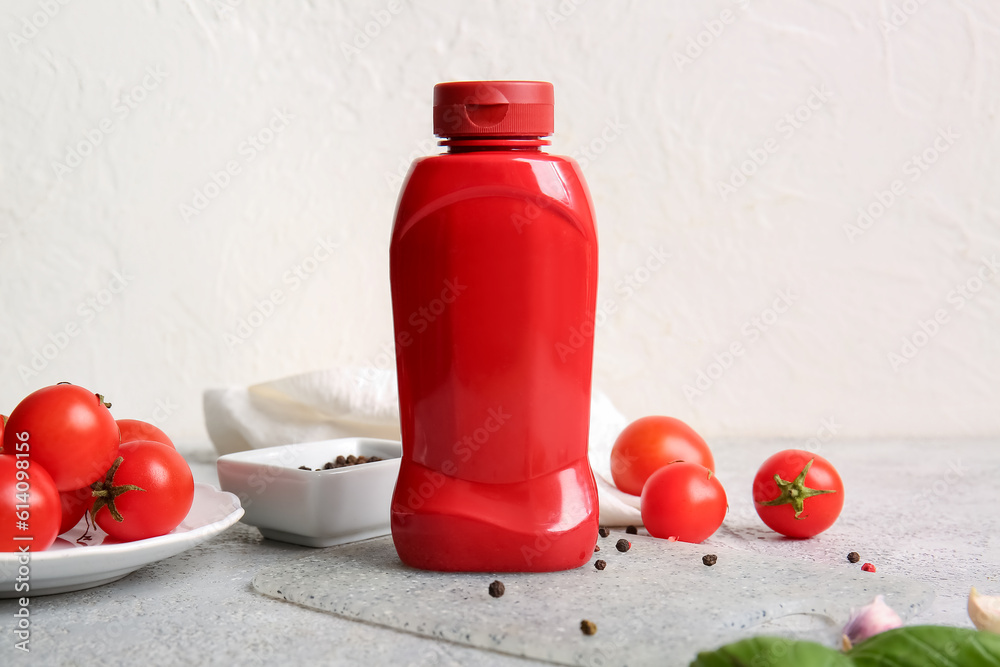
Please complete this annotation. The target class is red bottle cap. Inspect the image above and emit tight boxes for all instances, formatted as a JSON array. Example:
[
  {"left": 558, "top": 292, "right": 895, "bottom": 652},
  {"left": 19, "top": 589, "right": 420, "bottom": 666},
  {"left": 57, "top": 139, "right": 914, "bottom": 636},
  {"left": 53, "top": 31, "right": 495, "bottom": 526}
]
[{"left": 433, "top": 81, "right": 554, "bottom": 138}]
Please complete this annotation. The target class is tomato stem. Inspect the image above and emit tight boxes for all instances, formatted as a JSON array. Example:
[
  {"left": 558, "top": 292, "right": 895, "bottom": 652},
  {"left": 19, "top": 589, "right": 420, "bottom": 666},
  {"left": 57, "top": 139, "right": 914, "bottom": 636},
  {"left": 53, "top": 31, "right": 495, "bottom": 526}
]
[
  {"left": 76, "top": 510, "right": 95, "bottom": 545},
  {"left": 757, "top": 458, "right": 837, "bottom": 519},
  {"left": 90, "top": 456, "right": 145, "bottom": 523}
]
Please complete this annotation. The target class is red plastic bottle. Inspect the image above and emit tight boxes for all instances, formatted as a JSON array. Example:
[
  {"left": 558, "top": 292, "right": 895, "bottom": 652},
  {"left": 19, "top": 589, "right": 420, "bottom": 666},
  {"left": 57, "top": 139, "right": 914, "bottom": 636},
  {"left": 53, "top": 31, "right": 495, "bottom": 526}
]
[{"left": 389, "top": 81, "right": 599, "bottom": 572}]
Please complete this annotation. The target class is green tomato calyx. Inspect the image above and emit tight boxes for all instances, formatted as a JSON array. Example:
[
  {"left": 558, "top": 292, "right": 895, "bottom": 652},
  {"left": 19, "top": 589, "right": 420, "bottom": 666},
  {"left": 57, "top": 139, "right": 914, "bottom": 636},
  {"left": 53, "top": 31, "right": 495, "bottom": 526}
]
[
  {"left": 757, "top": 458, "right": 836, "bottom": 519},
  {"left": 90, "top": 456, "right": 146, "bottom": 523}
]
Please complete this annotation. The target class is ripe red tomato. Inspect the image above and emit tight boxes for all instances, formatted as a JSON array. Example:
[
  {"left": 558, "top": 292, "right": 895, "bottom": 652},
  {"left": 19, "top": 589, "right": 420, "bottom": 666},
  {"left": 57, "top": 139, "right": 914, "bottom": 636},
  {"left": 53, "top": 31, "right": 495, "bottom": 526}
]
[
  {"left": 640, "top": 462, "right": 727, "bottom": 543},
  {"left": 91, "top": 441, "right": 194, "bottom": 542},
  {"left": 0, "top": 452, "right": 61, "bottom": 552},
  {"left": 610, "top": 416, "right": 714, "bottom": 496},
  {"left": 752, "top": 449, "right": 844, "bottom": 538},
  {"left": 2, "top": 384, "right": 120, "bottom": 491},
  {"left": 117, "top": 419, "right": 174, "bottom": 449},
  {"left": 58, "top": 486, "right": 95, "bottom": 535},
  {"left": 0, "top": 415, "right": 6, "bottom": 442}
]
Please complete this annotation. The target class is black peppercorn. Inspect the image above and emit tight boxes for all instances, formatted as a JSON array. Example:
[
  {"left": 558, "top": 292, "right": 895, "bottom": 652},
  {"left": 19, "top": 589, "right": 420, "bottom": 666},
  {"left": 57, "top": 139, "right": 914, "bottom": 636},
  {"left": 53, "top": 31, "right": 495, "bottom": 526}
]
[
  {"left": 702, "top": 554, "right": 717, "bottom": 566},
  {"left": 848, "top": 551, "right": 860, "bottom": 563},
  {"left": 488, "top": 580, "right": 505, "bottom": 598},
  {"left": 626, "top": 525, "right": 637, "bottom": 535},
  {"left": 594, "top": 559, "right": 606, "bottom": 571},
  {"left": 580, "top": 620, "right": 597, "bottom": 635},
  {"left": 615, "top": 539, "right": 630, "bottom": 553},
  {"left": 598, "top": 527, "right": 610, "bottom": 538}
]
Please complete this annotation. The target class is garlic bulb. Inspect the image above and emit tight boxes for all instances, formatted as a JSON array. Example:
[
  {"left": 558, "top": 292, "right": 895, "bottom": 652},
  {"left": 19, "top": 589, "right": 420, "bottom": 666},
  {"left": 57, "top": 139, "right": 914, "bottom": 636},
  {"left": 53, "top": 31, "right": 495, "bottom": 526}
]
[
  {"left": 968, "top": 587, "right": 1000, "bottom": 634},
  {"left": 842, "top": 595, "right": 903, "bottom": 647}
]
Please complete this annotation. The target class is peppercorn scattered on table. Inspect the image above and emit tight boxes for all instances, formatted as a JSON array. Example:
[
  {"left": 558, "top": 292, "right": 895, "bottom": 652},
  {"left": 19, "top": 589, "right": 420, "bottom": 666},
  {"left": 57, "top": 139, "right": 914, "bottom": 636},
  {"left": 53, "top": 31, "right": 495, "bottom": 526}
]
[{"left": 0, "top": 439, "right": 994, "bottom": 666}]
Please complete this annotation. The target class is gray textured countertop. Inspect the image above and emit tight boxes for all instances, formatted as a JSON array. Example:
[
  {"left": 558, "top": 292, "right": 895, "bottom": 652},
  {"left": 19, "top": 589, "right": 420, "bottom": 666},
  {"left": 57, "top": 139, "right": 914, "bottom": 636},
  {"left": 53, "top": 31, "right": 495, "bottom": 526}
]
[{"left": 1, "top": 439, "right": 997, "bottom": 666}]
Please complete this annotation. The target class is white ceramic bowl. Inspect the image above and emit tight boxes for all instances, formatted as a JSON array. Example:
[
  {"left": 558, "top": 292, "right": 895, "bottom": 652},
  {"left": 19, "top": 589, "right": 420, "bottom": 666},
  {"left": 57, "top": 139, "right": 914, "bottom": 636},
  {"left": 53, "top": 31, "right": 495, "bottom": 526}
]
[{"left": 216, "top": 437, "right": 401, "bottom": 547}]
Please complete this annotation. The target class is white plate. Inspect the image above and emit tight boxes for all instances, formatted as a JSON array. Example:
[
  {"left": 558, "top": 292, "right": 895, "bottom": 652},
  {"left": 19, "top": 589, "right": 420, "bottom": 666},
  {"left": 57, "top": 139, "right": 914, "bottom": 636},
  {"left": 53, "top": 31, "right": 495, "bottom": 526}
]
[{"left": 0, "top": 483, "right": 243, "bottom": 598}]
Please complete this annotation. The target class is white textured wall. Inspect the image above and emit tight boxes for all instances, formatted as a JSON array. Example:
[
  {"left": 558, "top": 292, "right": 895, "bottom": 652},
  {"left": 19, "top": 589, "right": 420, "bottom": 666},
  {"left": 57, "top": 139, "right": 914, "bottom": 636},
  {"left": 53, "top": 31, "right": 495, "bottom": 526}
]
[{"left": 2, "top": 0, "right": 998, "bottom": 446}]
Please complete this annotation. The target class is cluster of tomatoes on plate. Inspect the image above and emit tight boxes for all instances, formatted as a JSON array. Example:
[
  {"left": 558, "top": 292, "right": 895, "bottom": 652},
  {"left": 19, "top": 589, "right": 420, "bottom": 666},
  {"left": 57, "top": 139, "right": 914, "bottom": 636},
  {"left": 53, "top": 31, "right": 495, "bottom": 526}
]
[
  {"left": 610, "top": 416, "right": 844, "bottom": 542},
  {"left": 0, "top": 383, "right": 194, "bottom": 551}
]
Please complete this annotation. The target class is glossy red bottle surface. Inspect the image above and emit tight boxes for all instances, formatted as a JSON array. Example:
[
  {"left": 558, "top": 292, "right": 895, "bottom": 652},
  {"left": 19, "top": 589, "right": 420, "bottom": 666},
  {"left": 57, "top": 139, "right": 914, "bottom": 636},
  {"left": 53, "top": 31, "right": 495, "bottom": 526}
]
[{"left": 389, "top": 82, "right": 599, "bottom": 572}]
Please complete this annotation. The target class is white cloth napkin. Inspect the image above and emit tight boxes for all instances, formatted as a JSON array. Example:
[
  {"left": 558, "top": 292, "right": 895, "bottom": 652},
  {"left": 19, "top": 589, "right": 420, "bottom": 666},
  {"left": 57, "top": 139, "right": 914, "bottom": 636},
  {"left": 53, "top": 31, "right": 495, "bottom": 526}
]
[{"left": 203, "top": 367, "right": 642, "bottom": 525}]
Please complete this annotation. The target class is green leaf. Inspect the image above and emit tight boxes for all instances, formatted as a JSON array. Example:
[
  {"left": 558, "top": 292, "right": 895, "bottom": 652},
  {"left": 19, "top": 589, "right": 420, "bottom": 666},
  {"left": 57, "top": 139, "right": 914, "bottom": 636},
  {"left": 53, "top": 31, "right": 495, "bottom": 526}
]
[
  {"left": 690, "top": 627, "right": 1000, "bottom": 667},
  {"left": 690, "top": 636, "right": 853, "bottom": 667},
  {"left": 849, "top": 625, "right": 1000, "bottom": 667}
]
